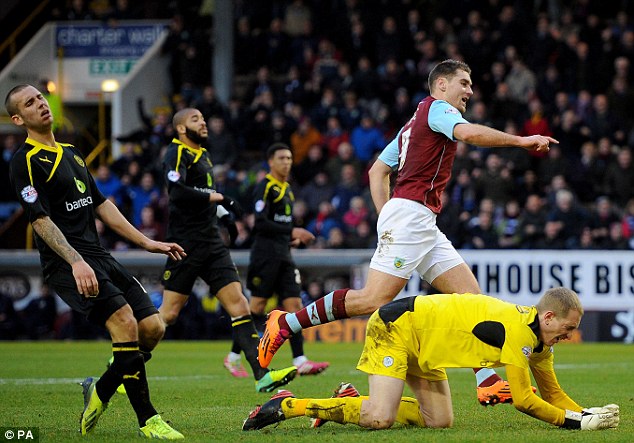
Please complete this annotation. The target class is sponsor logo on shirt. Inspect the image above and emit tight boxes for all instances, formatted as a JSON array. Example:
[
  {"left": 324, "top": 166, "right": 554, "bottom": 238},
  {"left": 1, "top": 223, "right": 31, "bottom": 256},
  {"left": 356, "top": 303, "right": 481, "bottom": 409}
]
[
  {"left": 65, "top": 196, "right": 93, "bottom": 212},
  {"left": 194, "top": 186, "right": 214, "bottom": 194},
  {"left": 167, "top": 170, "right": 181, "bottom": 182},
  {"left": 74, "top": 177, "right": 86, "bottom": 193},
  {"left": 20, "top": 186, "right": 38, "bottom": 203},
  {"left": 273, "top": 214, "right": 292, "bottom": 223}
]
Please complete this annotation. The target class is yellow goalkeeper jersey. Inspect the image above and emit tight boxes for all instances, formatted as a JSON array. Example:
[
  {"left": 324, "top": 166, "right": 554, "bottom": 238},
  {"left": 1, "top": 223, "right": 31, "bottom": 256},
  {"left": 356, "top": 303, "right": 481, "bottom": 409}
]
[{"left": 366, "top": 293, "right": 582, "bottom": 425}]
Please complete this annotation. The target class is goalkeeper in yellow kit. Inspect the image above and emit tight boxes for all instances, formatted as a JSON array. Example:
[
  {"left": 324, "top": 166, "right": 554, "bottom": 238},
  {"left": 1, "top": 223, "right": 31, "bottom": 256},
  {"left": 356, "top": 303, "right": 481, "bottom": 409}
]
[{"left": 243, "top": 287, "right": 619, "bottom": 431}]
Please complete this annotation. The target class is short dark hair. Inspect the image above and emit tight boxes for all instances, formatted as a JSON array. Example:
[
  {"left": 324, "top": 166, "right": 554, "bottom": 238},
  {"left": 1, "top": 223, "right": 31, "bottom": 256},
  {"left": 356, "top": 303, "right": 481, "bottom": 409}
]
[
  {"left": 4, "top": 84, "right": 31, "bottom": 116},
  {"left": 266, "top": 142, "right": 291, "bottom": 159},
  {"left": 428, "top": 59, "right": 471, "bottom": 92}
]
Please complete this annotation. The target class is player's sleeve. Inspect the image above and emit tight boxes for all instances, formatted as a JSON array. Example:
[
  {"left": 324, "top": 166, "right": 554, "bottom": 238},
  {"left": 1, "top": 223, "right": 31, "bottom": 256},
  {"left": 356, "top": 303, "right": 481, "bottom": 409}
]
[
  {"left": 253, "top": 180, "right": 292, "bottom": 235},
  {"left": 528, "top": 348, "right": 583, "bottom": 411},
  {"left": 377, "top": 131, "right": 400, "bottom": 168},
  {"left": 506, "top": 364, "right": 576, "bottom": 426},
  {"left": 163, "top": 146, "right": 209, "bottom": 205},
  {"left": 9, "top": 152, "right": 49, "bottom": 223},
  {"left": 428, "top": 100, "right": 470, "bottom": 141}
]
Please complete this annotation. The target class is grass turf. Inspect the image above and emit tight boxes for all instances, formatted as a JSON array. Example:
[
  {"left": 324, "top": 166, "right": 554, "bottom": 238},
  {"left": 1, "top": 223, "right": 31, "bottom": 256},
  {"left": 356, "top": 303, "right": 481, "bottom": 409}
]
[{"left": 0, "top": 341, "right": 631, "bottom": 442}]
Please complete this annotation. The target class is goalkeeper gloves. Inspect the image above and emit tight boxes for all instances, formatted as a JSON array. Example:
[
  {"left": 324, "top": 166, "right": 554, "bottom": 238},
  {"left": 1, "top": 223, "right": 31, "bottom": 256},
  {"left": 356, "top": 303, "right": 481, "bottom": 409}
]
[
  {"left": 220, "top": 196, "right": 243, "bottom": 218},
  {"left": 562, "top": 406, "right": 619, "bottom": 430}
]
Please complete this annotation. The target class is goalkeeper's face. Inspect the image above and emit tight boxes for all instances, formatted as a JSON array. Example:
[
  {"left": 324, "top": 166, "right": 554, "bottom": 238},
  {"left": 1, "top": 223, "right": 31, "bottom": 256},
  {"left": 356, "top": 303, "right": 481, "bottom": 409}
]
[{"left": 540, "top": 309, "right": 582, "bottom": 346}]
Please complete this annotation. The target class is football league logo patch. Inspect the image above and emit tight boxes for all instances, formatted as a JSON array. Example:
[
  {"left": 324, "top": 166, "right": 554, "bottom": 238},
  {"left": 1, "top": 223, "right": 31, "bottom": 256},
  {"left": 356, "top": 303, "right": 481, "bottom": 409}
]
[
  {"left": 167, "top": 170, "right": 181, "bottom": 182},
  {"left": 21, "top": 185, "right": 38, "bottom": 203},
  {"left": 383, "top": 356, "right": 394, "bottom": 368},
  {"left": 255, "top": 200, "right": 265, "bottom": 213},
  {"left": 444, "top": 106, "right": 459, "bottom": 115},
  {"left": 522, "top": 346, "right": 532, "bottom": 358}
]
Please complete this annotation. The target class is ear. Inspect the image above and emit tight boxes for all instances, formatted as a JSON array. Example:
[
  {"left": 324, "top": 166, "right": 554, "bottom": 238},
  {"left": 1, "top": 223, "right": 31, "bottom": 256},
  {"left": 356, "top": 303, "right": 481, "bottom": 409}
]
[
  {"left": 176, "top": 123, "right": 186, "bottom": 135},
  {"left": 437, "top": 77, "right": 448, "bottom": 92},
  {"left": 543, "top": 311, "right": 556, "bottom": 323},
  {"left": 11, "top": 114, "right": 24, "bottom": 127}
]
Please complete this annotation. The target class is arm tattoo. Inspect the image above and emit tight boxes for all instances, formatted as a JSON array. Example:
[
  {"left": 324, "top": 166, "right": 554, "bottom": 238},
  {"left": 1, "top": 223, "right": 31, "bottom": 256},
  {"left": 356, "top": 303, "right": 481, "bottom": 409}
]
[{"left": 32, "top": 216, "right": 82, "bottom": 265}]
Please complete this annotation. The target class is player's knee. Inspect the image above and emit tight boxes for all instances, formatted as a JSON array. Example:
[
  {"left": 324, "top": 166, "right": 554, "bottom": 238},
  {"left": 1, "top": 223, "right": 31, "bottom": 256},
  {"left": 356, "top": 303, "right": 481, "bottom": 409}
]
[
  {"left": 425, "top": 414, "right": 453, "bottom": 428},
  {"left": 160, "top": 309, "right": 179, "bottom": 326},
  {"left": 109, "top": 307, "right": 138, "bottom": 332},
  {"left": 366, "top": 414, "right": 395, "bottom": 430},
  {"left": 140, "top": 316, "right": 165, "bottom": 347}
]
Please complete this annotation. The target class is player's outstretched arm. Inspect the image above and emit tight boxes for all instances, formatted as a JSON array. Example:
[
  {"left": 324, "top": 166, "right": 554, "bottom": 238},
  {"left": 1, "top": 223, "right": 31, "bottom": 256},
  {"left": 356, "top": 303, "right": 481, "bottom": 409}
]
[
  {"left": 95, "top": 200, "right": 186, "bottom": 260},
  {"left": 32, "top": 215, "right": 99, "bottom": 296},
  {"left": 454, "top": 123, "right": 558, "bottom": 154}
]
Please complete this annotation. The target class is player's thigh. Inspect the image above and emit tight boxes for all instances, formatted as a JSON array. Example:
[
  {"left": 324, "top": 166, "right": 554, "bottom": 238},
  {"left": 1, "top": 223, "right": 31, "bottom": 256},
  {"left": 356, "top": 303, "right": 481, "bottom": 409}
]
[
  {"left": 344, "top": 269, "right": 408, "bottom": 316},
  {"left": 407, "top": 376, "right": 453, "bottom": 428},
  {"left": 429, "top": 262, "right": 481, "bottom": 294}
]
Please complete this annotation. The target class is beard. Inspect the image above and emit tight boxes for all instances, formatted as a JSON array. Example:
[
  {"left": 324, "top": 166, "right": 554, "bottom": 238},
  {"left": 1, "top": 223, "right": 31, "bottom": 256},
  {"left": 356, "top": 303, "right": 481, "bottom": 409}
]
[{"left": 185, "top": 127, "right": 206, "bottom": 145}]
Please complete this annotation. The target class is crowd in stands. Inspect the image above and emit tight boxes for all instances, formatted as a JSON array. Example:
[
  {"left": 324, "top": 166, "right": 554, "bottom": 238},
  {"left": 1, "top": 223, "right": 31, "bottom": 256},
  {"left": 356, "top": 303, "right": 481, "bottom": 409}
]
[{"left": 4, "top": 0, "right": 634, "bottom": 255}]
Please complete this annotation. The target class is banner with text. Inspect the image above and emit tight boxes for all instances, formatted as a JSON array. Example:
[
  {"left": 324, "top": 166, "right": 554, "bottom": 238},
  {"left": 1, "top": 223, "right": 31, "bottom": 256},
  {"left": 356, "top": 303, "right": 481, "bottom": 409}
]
[{"left": 396, "top": 250, "right": 634, "bottom": 311}]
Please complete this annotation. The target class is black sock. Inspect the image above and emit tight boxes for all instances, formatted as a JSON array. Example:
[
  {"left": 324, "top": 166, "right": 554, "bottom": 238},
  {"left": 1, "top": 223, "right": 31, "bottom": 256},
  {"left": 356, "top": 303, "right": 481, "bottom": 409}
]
[
  {"left": 110, "top": 342, "right": 158, "bottom": 427},
  {"left": 139, "top": 344, "right": 152, "bottom": 363},
  {"left": 289, "top": 331, "right": 305, "bottom": 360},
  {"left": 232, "top": 315, "right": 267, "bottom": 379},
  {"left": 252, "top": 313, "right": 266, "bottom": 332}
]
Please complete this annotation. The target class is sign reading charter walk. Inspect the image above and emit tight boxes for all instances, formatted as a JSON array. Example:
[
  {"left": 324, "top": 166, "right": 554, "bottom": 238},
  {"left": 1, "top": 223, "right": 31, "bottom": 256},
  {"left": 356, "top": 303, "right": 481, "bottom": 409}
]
[{"left": 56, "top": 23, "right": 167, "bottom": 58}]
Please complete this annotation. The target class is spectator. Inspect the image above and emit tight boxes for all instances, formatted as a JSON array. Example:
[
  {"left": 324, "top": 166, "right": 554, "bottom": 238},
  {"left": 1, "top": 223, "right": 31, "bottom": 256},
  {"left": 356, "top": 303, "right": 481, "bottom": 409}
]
[
  {"left": 326, "top": 226, "right": 348, "bottom": 249},
  {"left": 22, "top": 283, "right": 57, "bottom": 340},
  {"left": 569, "top": 141, "right": 603, "bottom": 204},
  {"left": 603, "top": 147, "right": 634, "bottom": 207},
  {"left": 535, "top": 220, "right": 567, "bottom": 249},
  {"left": 347, "top": 219, "right": 376, "bottom": 249},
  {"left": 349, "top": 113, "right": 386, "bottom": 163},
  {"left": 605, "top": 222, "right": 630, "bottom": 250},
  {"left": 496, "top": 199, "right": 523, "bottom": 249},
  {"left": 290, "top": 116, "right": 322, "bottom": 165},
  {"left": 588, "top": 196, "right": 622, "bottom": 248},
  {"left": 475, "top": 153, "right": 515, "bottom": 207},
  {"left": 126, "top": 171, "right": 161, "bottom": 228},
  {"left": 322, "top": 116, "right": 349, "bottom": 158},
  {"left": 298, "top": 171, "right": 334, "bottom": 215},
  {"left": 518, "top": 194, "right": 547, "bottom": 249},
  {"left": 331, "top": 163, "right": 362, "bottom": 214},
  {"left": 306, "top": 200, "right": 341, "bottom": 241},
  {"left": 546, "top": 189, "right": 589, "bottom": 248},
  {"left": 342, "top": 195, "right": 369, "bottom": 232},
  {"left": 300, "top": 278, "right": 325, "bottom": 307},
  {"left": 0, "top": 135, "right": 21, "bottom": 222},
  {"left": 207, "top": 115, "right": 238, "bottom": 168},
  {"left": 294, "top": 143, "right": 327, "bottom": 187},
  {"left": 194, "top": 85, "right": 227, "bottom": 122},
  {"left": 466, "top": 210, "right": 499, "bottom": 249},
  {"left": 94, "top": 164, "right": 124, "bottom": 206},
  {"left": 137, "top": 206, "right": 164, "bottom": 242}
]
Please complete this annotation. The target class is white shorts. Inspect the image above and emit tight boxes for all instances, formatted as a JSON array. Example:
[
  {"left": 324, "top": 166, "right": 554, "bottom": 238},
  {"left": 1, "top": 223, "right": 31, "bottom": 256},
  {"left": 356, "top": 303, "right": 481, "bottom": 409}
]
[{"left": 370, "top": 198, "right": 464, "bottom": 283}]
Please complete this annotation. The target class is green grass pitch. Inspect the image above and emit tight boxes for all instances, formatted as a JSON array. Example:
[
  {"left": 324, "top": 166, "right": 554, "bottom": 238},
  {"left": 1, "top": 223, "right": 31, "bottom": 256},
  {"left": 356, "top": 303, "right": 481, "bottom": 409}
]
[{"left": 0, "top": 341, "right": 631, "bottom": 442}]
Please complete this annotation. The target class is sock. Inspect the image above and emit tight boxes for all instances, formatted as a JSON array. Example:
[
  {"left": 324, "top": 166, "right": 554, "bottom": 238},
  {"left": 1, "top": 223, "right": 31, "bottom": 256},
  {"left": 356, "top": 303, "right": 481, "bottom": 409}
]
[
  {"left": 474, "top": 368, "right": 502, "bottom": 387},
  {"left": 226, "top": 351, "right": 241, "bottom": 363},
  {"left": 302, "top": 397, "right": 363, "bottom": 424},
  {"left": 292, "top": 355, "right": 308, "bottom": 367},
  {"left": 289, "top": 332, "right": 305, "bottom": 359},
  {"left": 282, "top": 398, "right": 309, "bottom": 418},
  {"left": 232, "top": 315, "right": 267, "bottom": 379},
  {"left": 139, "top": 344, "right": 152, "bottom": 363},
  {"left": 252, "top": 313, "right": 267, "bottom": 332},
  {"left": 284, "top": 289, "right": 349, "bottom": 334},
  {"left": 395, "top": 397, "right": 425, "bottom": 426},
  {"left": 231, "top": 341, "right": 241, "bottom": 354},
  {"left": 109, "top": 342, "right": 157, "bottom": 426}
]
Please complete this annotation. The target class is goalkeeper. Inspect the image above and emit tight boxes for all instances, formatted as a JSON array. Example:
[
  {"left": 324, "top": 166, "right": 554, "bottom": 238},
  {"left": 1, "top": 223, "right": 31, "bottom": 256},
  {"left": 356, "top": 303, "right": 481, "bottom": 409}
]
[{"left": 243, "top": 287, "right": 620, "bottom": 431}]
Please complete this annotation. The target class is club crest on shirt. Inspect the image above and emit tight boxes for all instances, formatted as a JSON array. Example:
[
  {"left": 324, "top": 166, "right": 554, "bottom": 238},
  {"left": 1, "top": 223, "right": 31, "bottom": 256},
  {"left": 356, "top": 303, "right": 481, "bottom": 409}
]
[
  {"left": 522, "top": 346, "right": 532, "bottom": 358},
  {"left": 445, "top": 107, "right": 459, "bottom": 115},
  {"left": 167, "top": 170, "right": 181, "bottom": 182},
  {"left": 394, "top": 257, "right": 405, "bottom": 268},
  {"left": 163, "top": 270, "right": 171, "bottom": 280},
  {"left": 74, "top": 155, "right": 85, "bottom": 167},
  {"left": 20, "top": 185, "right": 38, "bottom": 203},
  {"left": 383, "top": 356, "right": 394, "bottom": 367}
]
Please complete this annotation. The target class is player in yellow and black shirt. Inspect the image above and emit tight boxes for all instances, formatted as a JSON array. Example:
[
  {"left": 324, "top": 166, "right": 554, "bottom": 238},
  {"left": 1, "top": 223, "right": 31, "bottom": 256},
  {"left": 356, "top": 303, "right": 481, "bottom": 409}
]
[
  {"left": 6, "top": 84, "right": 185, "bottom": 439},
  {"left": 243, "top": 287, "right": 620, "bottom": 432},
  {"left": 225, "top": 143, "right": 328, "bottom": 376},
  {"left": 159, "top": 108, "right": 298, "bottom": 392}
]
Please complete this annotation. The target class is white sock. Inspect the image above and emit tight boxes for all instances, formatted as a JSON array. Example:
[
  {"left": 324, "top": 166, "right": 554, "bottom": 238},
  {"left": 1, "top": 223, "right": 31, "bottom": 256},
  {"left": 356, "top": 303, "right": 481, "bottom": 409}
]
[
  {"left": 293, "top": 355, "right": 308, "bottom": 366},
  {"left": 227, "top": 352, "right": 241, "bottom": 363},
  {"left": 475, "top": 368, "right": 498, "bottom": 386}
]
